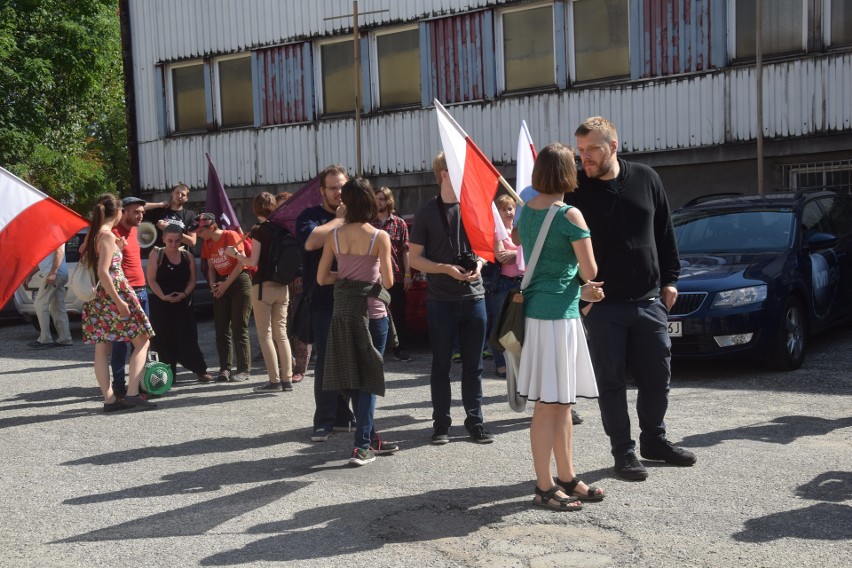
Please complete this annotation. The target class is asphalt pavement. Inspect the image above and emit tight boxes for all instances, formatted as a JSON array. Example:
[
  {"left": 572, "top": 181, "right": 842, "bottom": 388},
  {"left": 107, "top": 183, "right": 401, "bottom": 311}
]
[{"left": 0, "top": 314, "right": 850, "bottom": 567}]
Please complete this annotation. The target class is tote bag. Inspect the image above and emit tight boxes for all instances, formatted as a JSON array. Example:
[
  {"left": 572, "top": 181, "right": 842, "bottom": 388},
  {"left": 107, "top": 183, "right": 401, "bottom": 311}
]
[{"left": 69, "top": 263, "right": 98, "bottom": 302}]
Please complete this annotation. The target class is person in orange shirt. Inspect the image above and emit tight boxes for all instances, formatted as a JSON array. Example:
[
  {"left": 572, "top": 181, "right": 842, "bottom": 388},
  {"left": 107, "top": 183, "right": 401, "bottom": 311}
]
[{"left": 192, "top": 212, "right": 252, "bottom": 382}]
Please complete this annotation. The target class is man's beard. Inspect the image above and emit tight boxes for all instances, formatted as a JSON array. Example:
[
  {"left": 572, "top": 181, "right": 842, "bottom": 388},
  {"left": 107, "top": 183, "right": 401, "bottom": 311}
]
[{"left": 584, "top": 150, "right": 614, "bottom": 179}]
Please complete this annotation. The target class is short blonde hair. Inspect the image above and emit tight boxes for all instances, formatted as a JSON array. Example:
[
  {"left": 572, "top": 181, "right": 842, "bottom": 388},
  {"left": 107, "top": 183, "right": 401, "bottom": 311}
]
[
  {"left": 495, "top": 194, "right": 515, "bottom": 210},
  {"left": 575, "top": 116, "right": 619, "bottom": 145},
  {"left": 432, "top": 152, "right": 448, "bottom": 185}
]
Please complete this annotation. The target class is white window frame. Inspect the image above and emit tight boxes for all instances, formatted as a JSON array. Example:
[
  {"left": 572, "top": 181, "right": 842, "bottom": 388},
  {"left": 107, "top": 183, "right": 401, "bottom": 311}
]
[
  {"left": 726, "top": 0, "right": 808, "bottom": 60},
  {"left": 824, "top": 0, "right": 852, "bottom": 47},
  {"left": 165, "top": 59, "right": 207, "bottom": 134},
  {"left": 212, "top": 53, "right": 253, "bottom": 129},
  {"left": 496, "top": 1, "right": 556, "bottom": 93},
  {"left": 315, "top": 36, "right": 356, "bottom": 116},
  {"left": 369, "top": 24, "right": 420, "bottom": 109}
]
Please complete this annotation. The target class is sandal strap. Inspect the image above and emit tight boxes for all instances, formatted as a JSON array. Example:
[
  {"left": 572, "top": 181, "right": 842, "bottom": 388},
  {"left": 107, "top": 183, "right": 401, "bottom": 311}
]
[
  {"left": 558, "top": 477, "right": 580, "bottom": 493},
  {"left": 540, "top": 485, "right": 564, "bottom": 503}
]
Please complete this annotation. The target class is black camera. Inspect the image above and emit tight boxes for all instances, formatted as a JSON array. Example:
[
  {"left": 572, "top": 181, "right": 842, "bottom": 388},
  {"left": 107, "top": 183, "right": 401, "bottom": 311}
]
[{"left": 454, "top": 251, "right": 479, "bottom": 273}]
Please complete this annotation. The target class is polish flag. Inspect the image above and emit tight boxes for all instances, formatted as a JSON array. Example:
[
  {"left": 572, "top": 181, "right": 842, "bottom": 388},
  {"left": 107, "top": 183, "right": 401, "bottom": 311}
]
[
  {"left": 516, "top": 120, "right": 537, "bottom": 195},
  {"left": 514, "top": 121, "right": 538, "bottom": 271},
  {"left": 0, "top": 166, "right": 88, "bottom": 307},
  {"left": 434, "top": 100, "right": 500, "bottom": 263}
]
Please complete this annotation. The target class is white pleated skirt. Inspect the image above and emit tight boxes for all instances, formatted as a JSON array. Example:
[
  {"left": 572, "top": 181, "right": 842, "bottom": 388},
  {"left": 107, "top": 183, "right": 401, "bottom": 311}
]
[{"left": 515, "top": 317, "right": 598, "bottom": 404}]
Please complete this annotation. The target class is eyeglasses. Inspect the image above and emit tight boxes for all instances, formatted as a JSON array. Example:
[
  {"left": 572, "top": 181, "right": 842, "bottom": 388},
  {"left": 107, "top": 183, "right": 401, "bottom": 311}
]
[{"left": 323, "top": 185, "right": 344, "bottom": 192}]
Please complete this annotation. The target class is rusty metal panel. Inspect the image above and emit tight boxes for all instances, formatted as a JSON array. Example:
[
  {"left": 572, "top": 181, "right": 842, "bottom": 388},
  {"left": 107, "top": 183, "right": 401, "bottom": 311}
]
[
  {"left": 428, "top": 11, "right": 490, "bottom": 103},
  {"left": 256, "top": 43, "right": 312, "bottom": 125},
  {"left": 639, "top": 0, "right": 718, "bottom": 78}
]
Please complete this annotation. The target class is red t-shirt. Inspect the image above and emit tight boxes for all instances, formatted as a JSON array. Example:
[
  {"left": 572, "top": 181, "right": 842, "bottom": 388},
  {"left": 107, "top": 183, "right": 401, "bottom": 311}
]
[
  {"left": 202, "top": 230, "right": 245, "bottom": 277},
  {"left": 112, "top": 224, "right": 145, "bottom": 287}
]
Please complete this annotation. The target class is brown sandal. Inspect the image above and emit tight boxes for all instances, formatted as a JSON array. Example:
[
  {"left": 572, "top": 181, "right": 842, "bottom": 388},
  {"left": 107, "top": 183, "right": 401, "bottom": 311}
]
[
  {"left": 556, "top": 477, "right": 606, "bottom": 501},
  {"left": 533, "top": 485, "right": 583, "bottom": 511}
]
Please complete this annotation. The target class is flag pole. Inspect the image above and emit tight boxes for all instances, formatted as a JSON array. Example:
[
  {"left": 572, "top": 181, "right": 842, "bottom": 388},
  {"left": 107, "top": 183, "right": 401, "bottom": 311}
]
[{"left": 433, "top": 99, "right": 521, "bottom": 204}]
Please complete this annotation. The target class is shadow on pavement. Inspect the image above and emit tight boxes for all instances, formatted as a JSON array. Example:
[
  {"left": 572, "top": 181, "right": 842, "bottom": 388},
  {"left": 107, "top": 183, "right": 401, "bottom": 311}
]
[
  {"left": 679, "top": 415, "right": 852, "bottom": 448},
  {"left": 57, "top": 480, "right": 309, "bottom": 543},
  {"left": 201, "top": 482, "right": 532, "bottom": 565}
]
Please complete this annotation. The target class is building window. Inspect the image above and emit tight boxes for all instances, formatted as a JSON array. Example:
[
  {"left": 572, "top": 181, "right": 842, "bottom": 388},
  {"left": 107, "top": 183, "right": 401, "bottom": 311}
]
[
  {"left": 374, "top": 27, "right": 420, "bottom": 108},
  {"left": 572, "top": 0, "right": 629, "bottom": 82},
  {"left": 170, "top": 62, "right": 206, "bottom": 133},
  {"left": 499, "top": 4, "right": 555, "bottom": 92},
  {"left": 216, "top": 55, "right": 253, "bottom": 128},
  {"left": 320, "top": 39, "right": 356, "bottom": 114},
  {"left": 733, "top": 0, "right": 805, "bottom": 58},
  {"left": 829, "top": 0, "right": 852, "bottom": 46}
]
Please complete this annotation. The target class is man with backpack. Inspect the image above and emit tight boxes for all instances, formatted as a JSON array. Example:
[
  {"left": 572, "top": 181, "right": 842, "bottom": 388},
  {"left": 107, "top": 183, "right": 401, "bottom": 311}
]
[{"left": 226, "top": 192, "right": 300, "bottom": 392}]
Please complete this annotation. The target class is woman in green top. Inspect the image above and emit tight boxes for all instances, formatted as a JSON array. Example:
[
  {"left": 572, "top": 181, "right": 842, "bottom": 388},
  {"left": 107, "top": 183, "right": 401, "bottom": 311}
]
[{"left": 516, "top": 143, "right": 606, "bottom": 511}]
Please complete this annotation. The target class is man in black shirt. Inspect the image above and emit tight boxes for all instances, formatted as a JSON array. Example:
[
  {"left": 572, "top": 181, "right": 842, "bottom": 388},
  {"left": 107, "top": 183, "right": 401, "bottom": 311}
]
[
  {"left": 567, "top": 116, "right": 696, "bottom": 481},
  {"left": 296, "top": 164, "right": 355, "bottom": 442},
  {"left": 409, "top": 152, "right": 493, "bottom": 445},
  {"left": 144, "top": 183, "right": 197, "bottom": 249}
]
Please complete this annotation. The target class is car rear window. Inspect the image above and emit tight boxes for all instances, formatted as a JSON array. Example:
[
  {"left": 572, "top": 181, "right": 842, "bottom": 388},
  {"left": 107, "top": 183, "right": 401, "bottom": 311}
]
[{"left": 674, "top": 210, "right": 794, "bottom": 253}]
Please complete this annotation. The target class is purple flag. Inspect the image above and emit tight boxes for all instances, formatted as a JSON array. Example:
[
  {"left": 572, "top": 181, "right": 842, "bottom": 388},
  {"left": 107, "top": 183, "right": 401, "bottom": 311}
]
[
  {"left": 267, "top": 174, "right": 323, "bottom": 235},
  {"left": 205, "top": 153, "right": 242, "bottom": 233}
]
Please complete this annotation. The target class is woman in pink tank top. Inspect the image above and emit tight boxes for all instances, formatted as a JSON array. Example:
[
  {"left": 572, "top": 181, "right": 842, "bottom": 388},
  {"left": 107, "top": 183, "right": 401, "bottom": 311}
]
[{"left": 317, "top": 178, "right": 400, "bottom": 466}]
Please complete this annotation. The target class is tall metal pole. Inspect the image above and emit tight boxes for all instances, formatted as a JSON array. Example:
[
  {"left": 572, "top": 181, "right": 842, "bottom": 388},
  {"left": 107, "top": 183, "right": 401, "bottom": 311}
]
[
  {"left": 324, "top": 2, "right": 387, "bottom": 178},
  {"left": 756, "top": 0, "right": 765, "bottom": 196},
  {"left": 353, "top": 1, "right": 362, "bottom": 176}
]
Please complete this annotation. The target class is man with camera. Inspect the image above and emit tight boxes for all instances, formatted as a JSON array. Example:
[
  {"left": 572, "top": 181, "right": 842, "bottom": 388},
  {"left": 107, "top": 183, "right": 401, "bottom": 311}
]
[{"left": 409, "top": 152, "right": 493, "bottom": 445}]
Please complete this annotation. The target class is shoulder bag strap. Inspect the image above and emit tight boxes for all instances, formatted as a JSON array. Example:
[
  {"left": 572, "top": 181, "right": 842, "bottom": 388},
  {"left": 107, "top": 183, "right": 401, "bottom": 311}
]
[{"left": 520, "top": 204, "right": 561, "bottom": 292}]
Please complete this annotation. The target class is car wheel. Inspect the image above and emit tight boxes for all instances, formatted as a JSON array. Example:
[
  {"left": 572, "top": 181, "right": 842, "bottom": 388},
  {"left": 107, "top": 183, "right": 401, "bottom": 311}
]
[{"left": 768, "top": 296, "right": 807, "bottom": 371}]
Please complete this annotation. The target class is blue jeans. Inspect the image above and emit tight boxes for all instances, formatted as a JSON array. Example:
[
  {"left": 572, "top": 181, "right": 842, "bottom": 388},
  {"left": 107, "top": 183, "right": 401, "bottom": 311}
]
[
  {"left": 583, "top": 300, "right": 672, "bottom": 455},
  {"left": 112, "top": 288, "right": 149, "bottom": 393},
  {"left": 426, "top": 297, "right": 486, "bottom": 433},
  {"left": 349, "top": 317, "right": 389, "bottom": 449},
  {"left": 311, "top": 307, "right": 355, "bottom": 431},
  {"left": 488, "top": 275, "right": 521, "bottom": 370}
]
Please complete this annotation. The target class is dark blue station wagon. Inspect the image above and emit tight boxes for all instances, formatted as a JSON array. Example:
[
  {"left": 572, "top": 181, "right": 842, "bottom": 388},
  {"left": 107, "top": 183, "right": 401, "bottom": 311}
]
[{"left": 667, "top": 190, "right": 852, "bottom": 370}]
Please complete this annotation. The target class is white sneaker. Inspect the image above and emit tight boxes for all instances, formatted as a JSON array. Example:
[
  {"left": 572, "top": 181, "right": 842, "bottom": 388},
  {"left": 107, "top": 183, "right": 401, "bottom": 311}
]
[{"left": 231, "top": 372, "right": 250, "bottom": 382}]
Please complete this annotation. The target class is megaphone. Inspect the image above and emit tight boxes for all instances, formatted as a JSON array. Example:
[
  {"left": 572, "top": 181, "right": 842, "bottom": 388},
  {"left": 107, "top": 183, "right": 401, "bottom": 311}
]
[{"left": 138, "top": 221, "right": 157, "bottom": 249}]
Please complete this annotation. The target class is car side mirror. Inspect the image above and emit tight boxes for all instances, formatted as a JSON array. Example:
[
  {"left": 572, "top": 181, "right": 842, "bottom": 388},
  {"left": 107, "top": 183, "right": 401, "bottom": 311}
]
[{"left": 806, "top": 232, "right": 837, "bottom": 250}]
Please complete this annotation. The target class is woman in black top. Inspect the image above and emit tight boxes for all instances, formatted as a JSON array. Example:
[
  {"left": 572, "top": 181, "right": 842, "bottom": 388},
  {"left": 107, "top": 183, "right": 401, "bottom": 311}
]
[{"left": 147, "top": 224, "right": 210, "bottom": 382}]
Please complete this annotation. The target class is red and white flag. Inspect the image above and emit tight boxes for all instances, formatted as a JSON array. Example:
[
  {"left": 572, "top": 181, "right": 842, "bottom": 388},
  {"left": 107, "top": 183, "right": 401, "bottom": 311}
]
[
  {"left": 516, "top": 120, "right": 537, "bottom": 195},
  {"left": 434, "top": 100, "right": 500, "bottom": 263},
  {"left": 0, "top": 166, "right": 88, "bottom": 307},
  {"left": 513, "top": 121, "right": 538, "bottom": 271}
]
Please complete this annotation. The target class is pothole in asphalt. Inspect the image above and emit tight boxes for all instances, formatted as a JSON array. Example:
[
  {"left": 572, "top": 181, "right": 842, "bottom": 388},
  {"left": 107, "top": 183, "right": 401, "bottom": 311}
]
[{"left": 373, "top": 503, "right": 633, "bottom": 566}]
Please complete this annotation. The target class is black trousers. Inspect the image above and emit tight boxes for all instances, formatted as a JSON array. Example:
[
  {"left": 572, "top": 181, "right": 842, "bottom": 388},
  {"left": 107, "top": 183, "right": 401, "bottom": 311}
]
[
  {"left": 388, "top": 280, "right": 407, "bottom": 350},
  {"left": 149, "top": 295, "right": 208, "bottom": 375}
]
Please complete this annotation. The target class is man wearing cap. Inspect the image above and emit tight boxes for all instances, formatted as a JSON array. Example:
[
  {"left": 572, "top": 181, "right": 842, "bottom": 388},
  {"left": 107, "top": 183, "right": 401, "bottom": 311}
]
[
  {"left": 112, "top": 196, "right": 150, "bottom": 399},
  {"left": 143, "top": 182, "right": 197, "bottom": 249},
  {"left": 192, "top": 212, "right": 252, "bottom": 382}
]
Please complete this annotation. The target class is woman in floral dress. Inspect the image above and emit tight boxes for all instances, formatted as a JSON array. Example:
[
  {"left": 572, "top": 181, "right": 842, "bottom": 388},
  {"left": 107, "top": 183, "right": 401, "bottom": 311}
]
[{"left": 81, "top": 193, "right": 157, "bottom": 411}]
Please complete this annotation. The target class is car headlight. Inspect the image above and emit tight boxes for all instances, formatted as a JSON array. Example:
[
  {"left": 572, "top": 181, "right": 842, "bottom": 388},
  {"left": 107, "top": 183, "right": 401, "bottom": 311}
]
[{"left": 711, "top": 285, "right": 767, "bottom": 308}]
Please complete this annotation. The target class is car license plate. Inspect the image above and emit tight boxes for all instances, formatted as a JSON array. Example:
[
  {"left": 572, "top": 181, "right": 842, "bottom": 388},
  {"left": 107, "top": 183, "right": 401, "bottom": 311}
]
[{"left": 667, "top": 321, "right": 682, "bottom": 337}]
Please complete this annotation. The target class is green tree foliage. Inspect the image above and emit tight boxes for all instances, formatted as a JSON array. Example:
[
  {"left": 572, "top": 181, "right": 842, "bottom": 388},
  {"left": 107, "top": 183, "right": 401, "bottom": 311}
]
[{"left": 0, "top": 0, "right": 128, "bottom": 212}]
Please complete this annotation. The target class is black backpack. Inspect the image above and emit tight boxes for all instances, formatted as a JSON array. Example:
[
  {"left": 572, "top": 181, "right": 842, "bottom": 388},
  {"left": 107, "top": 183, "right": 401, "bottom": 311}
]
[{"left": 261, "top": 221, "right": 301, "bottom": 286}]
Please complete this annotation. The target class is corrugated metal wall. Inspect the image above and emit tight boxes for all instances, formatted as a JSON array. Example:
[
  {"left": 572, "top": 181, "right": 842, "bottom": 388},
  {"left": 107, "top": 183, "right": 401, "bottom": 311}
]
[
  {"left": 427, "top": 11, "right": 492, "bottom": 104},
  {"left": 129, "top": 0, "right": 852, "bottom": 192},
  {"left": 256, "top": 43, "right": 314, "bottom": 125},
  {"left": 136, "top": 53, "right": 852, "bottom": 190},
  {"left": 636, "top": 0, "right": 721, "bottom": 78}
]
